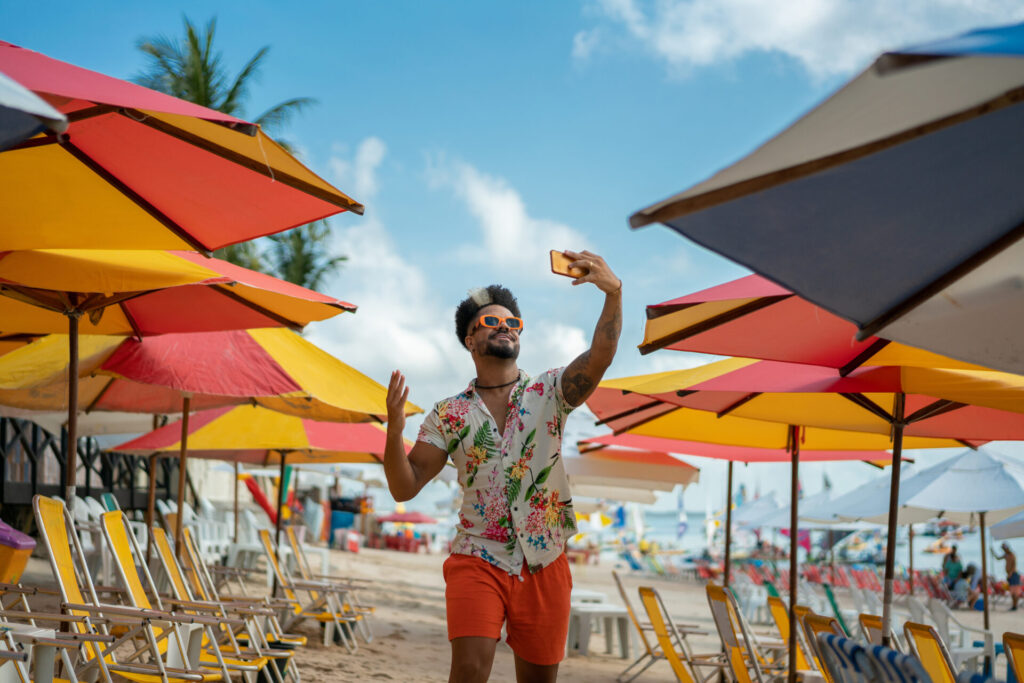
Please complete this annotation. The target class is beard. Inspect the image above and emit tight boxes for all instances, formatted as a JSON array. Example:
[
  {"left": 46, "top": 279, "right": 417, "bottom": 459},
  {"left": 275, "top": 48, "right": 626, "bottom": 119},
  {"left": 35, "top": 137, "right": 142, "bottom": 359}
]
[{"left": 482, "top": 335, "right": 520, "bottom": 360}]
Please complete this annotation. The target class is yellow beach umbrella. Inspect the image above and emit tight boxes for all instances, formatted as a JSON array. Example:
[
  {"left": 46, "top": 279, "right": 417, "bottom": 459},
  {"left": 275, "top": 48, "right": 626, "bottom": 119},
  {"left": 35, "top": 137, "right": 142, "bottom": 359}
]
[
  {"left": 0, "top": 328, "right": 421, "bottom": 551},
  {"left": 115, "top": 405, "right": 411, "bottom": 544},
  {"left": 0, "top": 249, "right": 356, "bottom": 514}
]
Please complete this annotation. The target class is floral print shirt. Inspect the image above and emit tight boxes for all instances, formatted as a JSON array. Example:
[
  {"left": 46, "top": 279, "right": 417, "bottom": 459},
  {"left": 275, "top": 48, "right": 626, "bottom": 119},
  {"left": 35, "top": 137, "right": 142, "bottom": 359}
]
[{"left": 417, "top": 368, "right": 577, "bottom": 575}]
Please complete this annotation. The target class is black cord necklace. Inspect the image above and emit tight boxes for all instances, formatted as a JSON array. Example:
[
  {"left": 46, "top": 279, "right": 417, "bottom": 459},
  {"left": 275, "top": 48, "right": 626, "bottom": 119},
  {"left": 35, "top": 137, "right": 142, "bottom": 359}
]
[{"left": 475, "top": 378, "right": 518, "bottom": 390}]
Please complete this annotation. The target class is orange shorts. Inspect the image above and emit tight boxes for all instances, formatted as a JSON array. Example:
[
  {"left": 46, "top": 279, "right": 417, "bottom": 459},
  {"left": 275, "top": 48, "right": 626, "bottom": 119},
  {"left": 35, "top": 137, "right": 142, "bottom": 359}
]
[{"left": 443, "top": 553, "right": 572, "bottom": 666}]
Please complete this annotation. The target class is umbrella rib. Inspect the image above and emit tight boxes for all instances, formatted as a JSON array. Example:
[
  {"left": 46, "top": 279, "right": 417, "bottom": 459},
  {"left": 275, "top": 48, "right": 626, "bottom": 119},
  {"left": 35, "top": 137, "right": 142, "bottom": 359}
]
[
  {"left": 57, "top": 137, "right": 213, "bottom": 255},
  {"left": 117, "top": 301, "right": 144, "bottom": 340},
  {"left": 857, "top": 217, "right": 1024, "bottom": 341},
  {"left": 83, "top": 377, "right": 116, "bottom": 414},
  {"left": 638, "top": 295, "right": 790, "bottom": 355},
  {"left": 0, "top": 284, "right": 70, "bottom": 312},
  {"left": 208, "top": 285, "right": 303, "bottom": 331},
  {"left": 715, "top": 392, "right": 762, "bottom": 418},
  {"left": 3, "top": 135, "right": 61, "bottom": 152},
  {"left": 631, "top": 84, "right": 1024, "bottom": 228},
  {"left": 593, "top": 399, "right": 668, "bottom": 426},
  {"left": 839, "top": 392, "right": 893, "bottom": 423},
  {"left": 117, "top": 109, "right": 365, "bottom": 215},
  {"left": 838, "top": 338, "right": 891, "bottom": 377},
  {"left": 611, "top": 405, "right": 682, "bottom": 436},
  {"left": 904, "top": 399, "right": 968, "bottom": 425}
]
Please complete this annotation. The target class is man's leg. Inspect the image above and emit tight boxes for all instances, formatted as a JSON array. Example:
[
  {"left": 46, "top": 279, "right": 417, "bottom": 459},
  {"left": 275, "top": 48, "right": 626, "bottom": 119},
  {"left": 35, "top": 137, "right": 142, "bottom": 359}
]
[
  {"left": 450, "top": 636, "right": 498, "bottom": 683},
  {"left": 513, "top": 654, "right": 559, "bottom": 683}
]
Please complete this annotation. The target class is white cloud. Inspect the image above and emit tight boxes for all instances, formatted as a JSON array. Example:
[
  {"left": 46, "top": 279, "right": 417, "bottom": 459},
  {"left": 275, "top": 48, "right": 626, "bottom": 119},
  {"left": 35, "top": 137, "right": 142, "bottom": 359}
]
[
  {"left": 310, "top": 141, "right": 590, "bottom": 437},
  {"left": 428, "top": 158, "right": 588, "bottom": 278},
  {"left": 572, "top": 29, "right": 602, "bottom": 61},
  {"left": 577, "top": 0, "right": 1024, "bottom": 78},
  {"left": 328, "top": 136, "right": 387, "bottom": 201}
]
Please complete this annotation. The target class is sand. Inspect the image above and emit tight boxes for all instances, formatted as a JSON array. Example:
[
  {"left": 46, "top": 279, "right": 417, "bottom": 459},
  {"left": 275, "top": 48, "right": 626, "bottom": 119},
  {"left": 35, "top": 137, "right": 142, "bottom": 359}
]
[{"left": 18, "top": 547, "right": 1022, "bottom": 682}]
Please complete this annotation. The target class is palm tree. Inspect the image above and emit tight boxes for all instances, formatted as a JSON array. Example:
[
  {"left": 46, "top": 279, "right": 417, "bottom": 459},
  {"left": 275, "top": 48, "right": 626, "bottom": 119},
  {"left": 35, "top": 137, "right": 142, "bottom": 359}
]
[
  {"left": 265, "top": 220, "right": 347, "bottom": 291},
  {"left": 135, "top": 17, "right": 345, "bottom": 286}
]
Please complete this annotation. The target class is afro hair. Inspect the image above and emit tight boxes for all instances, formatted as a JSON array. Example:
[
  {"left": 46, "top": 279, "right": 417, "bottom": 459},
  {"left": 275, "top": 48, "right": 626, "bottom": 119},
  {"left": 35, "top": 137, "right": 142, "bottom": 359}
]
[{"left": 455, "top": 284, "right": 521, "bottom": 348}]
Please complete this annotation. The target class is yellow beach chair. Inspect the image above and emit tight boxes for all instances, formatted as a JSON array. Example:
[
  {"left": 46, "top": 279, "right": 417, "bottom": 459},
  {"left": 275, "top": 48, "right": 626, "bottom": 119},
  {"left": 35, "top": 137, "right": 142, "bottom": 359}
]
[
  {"left": 903, "top": 621, "right": 957, "bottom": 683},
  {"left": 766, "top": 596, "right": 814, "bottom": 673},
  {"left": 857, "top": 613, "right": 904, "bottom": 651},
  {"left": 33, "top": 494, "right": 217, "bottom": 683},
  {"left": 636, "top": 585, "right": 724, "bottom": 683},
  {"left": 101, "top": 510, "right": 275, "bottom": 683},
  {"left": 799, "top": 614, "right": 844, "bottom": 683},
  {"left": 1005, "top": 632, "right": 1024, "bottom": 683},
  {"left": 257, "top": 530, "right": 361, "bottom": 650},
  {"left": 283, "top": 526, "right": 374, "bottom": 642},
  {"left": 151, "top": 526, "right": 300, "bottom": 683}
]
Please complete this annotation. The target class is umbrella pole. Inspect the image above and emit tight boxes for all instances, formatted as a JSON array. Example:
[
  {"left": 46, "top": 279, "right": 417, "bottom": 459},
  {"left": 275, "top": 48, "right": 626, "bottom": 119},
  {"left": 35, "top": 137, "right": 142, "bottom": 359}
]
[
  {"left": 145, "top": 454, "right": 158, "bottom": 561},
  {"left": 64, "top": 313, "right": 81, "bottom": 514},
  {"left": 788, "top": 425, "right": 800, "bottom": 683},
  {"left": 980, "top": 511, "right": 990, "bottom": 632},
  {"left": 908, "top": 525, "right": 914, "bottom": 595},
  {"left": 175, "top": 396, "right": 192, "bottom": 558},
  {"left": 275, "top": 454, "right": 287, "bottom": 557},
  {"left": 724, "top": 461, "right": 734, "bottom": 588},
  {"left": 880, "top": 392, "right": 906, "bottom": 649},
  {"left": 233, "top": 462, "right": 240, "bottom": 544}
]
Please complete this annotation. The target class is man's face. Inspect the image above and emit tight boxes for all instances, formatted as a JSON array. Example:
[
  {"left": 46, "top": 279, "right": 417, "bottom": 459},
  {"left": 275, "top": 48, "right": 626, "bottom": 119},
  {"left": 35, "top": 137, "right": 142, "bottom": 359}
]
[{"left": 468, "top": 304, "right": 521, "bottom": 360}]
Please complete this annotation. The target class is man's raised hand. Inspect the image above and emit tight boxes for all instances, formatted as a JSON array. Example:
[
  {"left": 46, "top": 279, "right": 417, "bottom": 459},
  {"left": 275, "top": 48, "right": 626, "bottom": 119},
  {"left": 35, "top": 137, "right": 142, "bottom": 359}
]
[
  {"left": 387, "top": 370, "right": 410, "bottom": 431},
  {"left": 563, "top": 250, "right": 621, "bottom": 295}
]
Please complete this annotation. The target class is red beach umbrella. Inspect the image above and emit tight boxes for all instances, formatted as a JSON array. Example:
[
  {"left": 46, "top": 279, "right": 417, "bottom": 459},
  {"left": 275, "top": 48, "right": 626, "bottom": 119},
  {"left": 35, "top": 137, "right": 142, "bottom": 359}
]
[{"left": 0, "top": 40, "right": 362, "bottom": 252}]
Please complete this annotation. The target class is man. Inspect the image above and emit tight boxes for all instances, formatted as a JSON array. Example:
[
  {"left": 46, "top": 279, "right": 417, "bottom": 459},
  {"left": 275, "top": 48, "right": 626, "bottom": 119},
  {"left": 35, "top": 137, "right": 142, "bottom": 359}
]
[
  {"left": 383, "top": 250, "right": 621, "bottom": 683},
  {"left": 993, "top": 542, "right": 1020, "bottom": 610}
]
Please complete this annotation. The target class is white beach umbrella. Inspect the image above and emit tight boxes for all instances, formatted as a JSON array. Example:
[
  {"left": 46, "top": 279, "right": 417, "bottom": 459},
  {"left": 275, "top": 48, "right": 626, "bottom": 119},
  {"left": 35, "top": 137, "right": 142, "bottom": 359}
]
[
  {"left": 894, "top": 448, "right": 1024, "bottom": 632},
  {"left": 762, "top": 490, "right": 833, "bottom": 529},
  {"left": 991, "top": 509, "right": 1024, "bottom": 540}
]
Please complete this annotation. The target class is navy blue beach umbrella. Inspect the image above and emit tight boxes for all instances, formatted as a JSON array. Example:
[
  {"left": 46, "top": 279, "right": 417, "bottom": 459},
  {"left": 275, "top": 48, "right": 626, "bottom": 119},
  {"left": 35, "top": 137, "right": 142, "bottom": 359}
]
[{"left": 631, "top": 22, "right": 1024, "bottom": 374}]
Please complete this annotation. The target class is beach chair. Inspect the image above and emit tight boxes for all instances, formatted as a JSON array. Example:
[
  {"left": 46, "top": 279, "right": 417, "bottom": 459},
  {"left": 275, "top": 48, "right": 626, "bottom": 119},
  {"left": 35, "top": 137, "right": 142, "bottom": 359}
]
[
  {"left": 149, "top": 526, "right": 297, "bottom": 683},
  {"left": 800, "top": 614, "right": 845, "bottom": 683},
  {"left": 707, "top": 584, "right": 801, "bottom": 683},
  {"left": 282, "top": 526, "right": 373, "bottom": 642},
  {"left": 926, "top": 598, "right": 992, "bottom": 671},
  {"left": 821, "top": 584, "right": 853, "bottom": 636},
  {"left": 634, "top": 586, "right": 723, "bottom": 683},
  {"left": 858, "top": 614, "right": 905, "bottom": 652},
  {"left": 863, "top": 642, "right": 931, "bottom": 683},
  {"left": 766, "top": 596, "right": 813, "bottom": 673},
  {"left": 175, "top": 527, "right": 309, "bottom": 667},
  {"left": 816, "top": 633, "right": 878, "bottom": 683},
  {"left": 101, "top": 510, "right": 281, "bottom": 683},
  {"left": 1004, "top": 633, "right": 1024, "bottom": 683},
  {"left": 257, "top": 529, "right": 361, "bottom": 650},
  {"left": 903, "top": 621, "right": 958, "bottom": 683},
  {"left": 611, "top": 571, "right": 705, "bottom": 682},
  {"left": 33, "top": 494, "right": 219, "bottom": 683}
]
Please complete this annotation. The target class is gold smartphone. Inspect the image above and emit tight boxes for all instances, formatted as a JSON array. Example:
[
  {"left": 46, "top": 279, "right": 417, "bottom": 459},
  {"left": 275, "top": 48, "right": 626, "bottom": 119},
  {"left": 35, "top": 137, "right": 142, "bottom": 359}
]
[{"left": 550, "top": 250, "right": 586, "bottom": 278}]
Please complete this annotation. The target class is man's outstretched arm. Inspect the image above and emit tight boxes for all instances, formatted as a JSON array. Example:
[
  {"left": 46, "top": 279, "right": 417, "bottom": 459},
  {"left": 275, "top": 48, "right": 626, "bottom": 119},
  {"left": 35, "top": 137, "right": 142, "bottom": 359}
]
[
  {"left": 559, "top": 250, "right": 622, "bottom": 407},
  {"left": 383, "top": 371, "right": 447, "bottom": 502}
]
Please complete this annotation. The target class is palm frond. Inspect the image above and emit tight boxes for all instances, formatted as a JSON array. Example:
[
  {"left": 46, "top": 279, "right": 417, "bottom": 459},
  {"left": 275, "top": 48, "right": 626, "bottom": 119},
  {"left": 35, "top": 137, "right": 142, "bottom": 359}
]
[
  {"left": 253, "top": 96, "right": 317, "bottom": 133},
  {"left": 222, "top": 45, "right": 269, "bottom": 116}
]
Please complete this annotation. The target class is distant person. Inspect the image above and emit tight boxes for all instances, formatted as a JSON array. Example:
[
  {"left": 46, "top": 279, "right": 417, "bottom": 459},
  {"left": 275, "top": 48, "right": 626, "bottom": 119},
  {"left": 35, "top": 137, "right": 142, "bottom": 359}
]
[
  {"left": 951, "top": 565, "right": 978, "bottom": 608},
  {"left": 943, "top": 545, "right": 963, "bottom": 589},
  {"left": 993, "top": 542, "right": 1020, "bottom": 611},
  {"left": 383, "top": 255, "right": 622, "bottom": 683}
]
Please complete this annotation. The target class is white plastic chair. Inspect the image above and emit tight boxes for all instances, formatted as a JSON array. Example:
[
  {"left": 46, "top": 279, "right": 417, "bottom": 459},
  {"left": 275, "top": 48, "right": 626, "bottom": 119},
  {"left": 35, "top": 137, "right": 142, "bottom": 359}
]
[{"left": 927, "top": 597, "right": 992, "bottom": 671}]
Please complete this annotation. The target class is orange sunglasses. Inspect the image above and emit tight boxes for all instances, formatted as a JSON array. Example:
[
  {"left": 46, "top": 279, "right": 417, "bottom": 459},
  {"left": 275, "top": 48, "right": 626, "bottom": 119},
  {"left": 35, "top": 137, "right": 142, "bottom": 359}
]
[{"left": 475, "top": 314, "right": 524, "bottom": 331}]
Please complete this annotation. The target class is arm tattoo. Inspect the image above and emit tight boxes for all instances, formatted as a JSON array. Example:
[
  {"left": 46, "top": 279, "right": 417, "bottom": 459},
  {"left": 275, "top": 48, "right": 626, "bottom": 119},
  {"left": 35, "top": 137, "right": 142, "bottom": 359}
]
[
  {"left": 562, "top": 351, "right": 597, "bottom": 406},
  {"left": 600, "top": 306, "right": 622, "bottom": 343}
]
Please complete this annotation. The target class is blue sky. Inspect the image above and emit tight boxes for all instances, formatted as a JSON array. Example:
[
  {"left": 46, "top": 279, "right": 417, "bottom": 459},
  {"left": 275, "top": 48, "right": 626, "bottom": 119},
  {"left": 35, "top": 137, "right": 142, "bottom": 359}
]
[{"left": 7, "top": 1, "right": 1024, "bottom": 511}]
